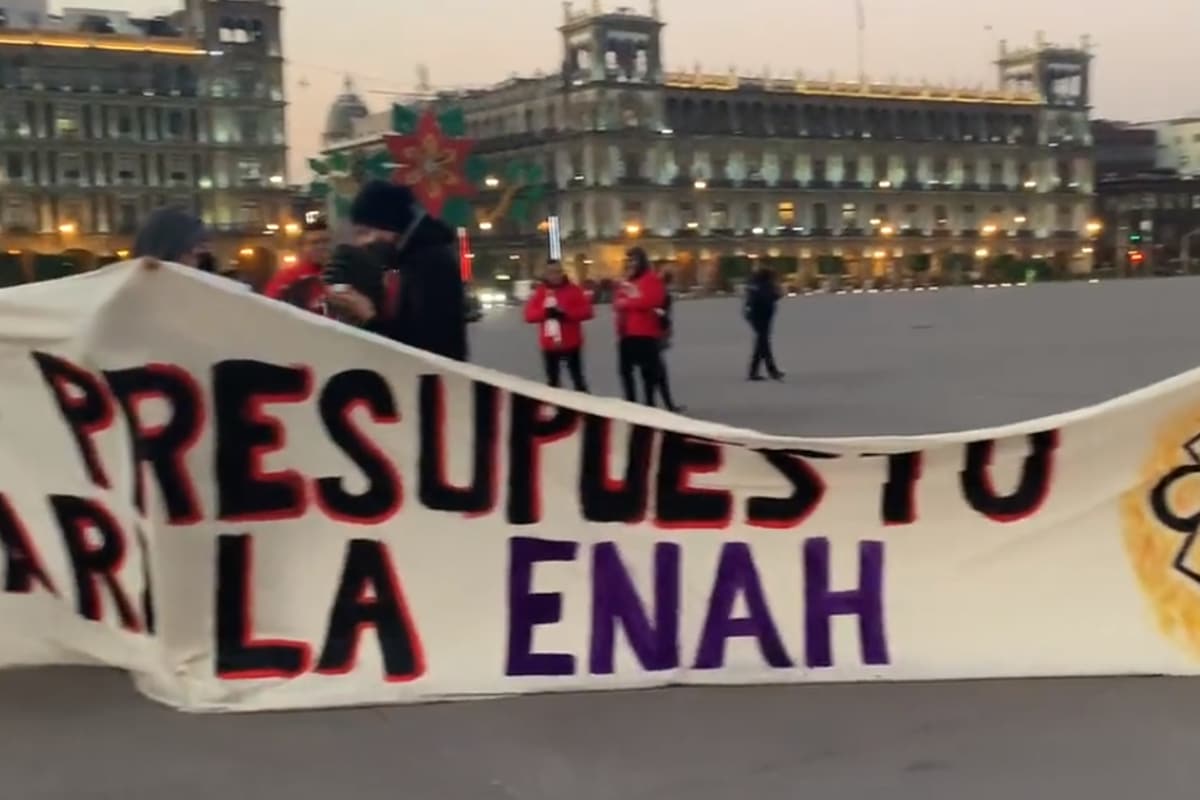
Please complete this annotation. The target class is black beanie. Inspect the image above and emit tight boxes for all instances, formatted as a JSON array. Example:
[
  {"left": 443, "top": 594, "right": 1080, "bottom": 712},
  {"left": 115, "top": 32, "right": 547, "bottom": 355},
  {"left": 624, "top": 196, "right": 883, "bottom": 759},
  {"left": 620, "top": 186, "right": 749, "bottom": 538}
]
[
  {"left": 133, "top": 207, "right": 207, "bottom": 263},
  {"left": 349, "top": 180, "right": 421, "bottom": 234}
]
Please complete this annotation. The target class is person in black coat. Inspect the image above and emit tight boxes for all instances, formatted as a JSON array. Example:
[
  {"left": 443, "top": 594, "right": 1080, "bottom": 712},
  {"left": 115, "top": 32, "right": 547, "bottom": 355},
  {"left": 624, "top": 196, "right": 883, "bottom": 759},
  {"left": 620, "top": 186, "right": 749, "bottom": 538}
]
[
  {"left": 744, "top": 266, "right": 784, "bottom": 381},
  {"left": 325, "top": 181, "right": 469, "bottom": 362}
]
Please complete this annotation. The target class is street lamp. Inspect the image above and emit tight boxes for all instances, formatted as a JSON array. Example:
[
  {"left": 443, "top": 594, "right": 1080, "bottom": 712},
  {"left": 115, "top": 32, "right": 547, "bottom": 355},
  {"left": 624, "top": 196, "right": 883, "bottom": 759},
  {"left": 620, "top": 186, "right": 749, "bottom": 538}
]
[
  {"left": 693, "top": 179, "right": 708, "bottom": 190},
  {"left": 284, "top": 222, "right": 301, "bottom": 237},
  {"left": 1013, "top": 215, "right": 1028, "bottom": 225},
  {"left": 478, "top": 221, "right": 494, "bottom": 232},
  {"left": 58, "top": 222, "right": 77, "bottom": 235},
  {"left": 880, "top": 225, "right": 895, "bottom": 237},
  {"left": 975, "top": 248, "right": 990, "bottom": 258},
  {"left": 1086, "top": 220, "right": 1103, "bottom": 236},
  {"left": 625, "top": 223, "right": 642, "bottom": 237},
  {"left": 982, "top": 223, "right": 998, "bottom": 236},
  {"left": 485, "top": 176, "right": 500, "bottom": 189}
]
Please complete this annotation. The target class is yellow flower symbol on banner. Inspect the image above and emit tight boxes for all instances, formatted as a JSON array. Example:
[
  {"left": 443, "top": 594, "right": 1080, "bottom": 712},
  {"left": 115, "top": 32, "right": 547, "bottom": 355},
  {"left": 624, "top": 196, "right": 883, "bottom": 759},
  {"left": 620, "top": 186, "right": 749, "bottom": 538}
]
[{"left": 1120, "top": 403, "right": 1200, "bottom": 659}]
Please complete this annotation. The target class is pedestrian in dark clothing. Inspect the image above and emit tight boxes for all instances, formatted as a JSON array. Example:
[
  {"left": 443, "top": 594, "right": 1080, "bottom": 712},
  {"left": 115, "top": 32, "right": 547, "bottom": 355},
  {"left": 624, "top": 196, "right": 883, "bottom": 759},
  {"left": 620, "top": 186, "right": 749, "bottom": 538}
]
[
  {"left": 745, "top": 266, "right": 784, "bottom": 381},
  {"left": 327, "top": 181, "right": 469, "bottom": 362},
  {"left": 524, "top": 260, "right": 594, "bottom": 391},
  {"left": 614, "top": 247, "right": 666, "bottom": 406},
  {"left": 654, "top": 269, "right": 685, "bottom": 413}
]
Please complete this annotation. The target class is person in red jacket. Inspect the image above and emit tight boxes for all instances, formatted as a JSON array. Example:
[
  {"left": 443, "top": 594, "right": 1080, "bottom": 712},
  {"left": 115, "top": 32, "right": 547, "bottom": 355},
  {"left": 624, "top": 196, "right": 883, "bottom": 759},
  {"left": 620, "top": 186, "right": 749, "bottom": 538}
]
[
  {"left": 263, "top": 219, "right": 332, "bottom": 314},
  {"left": 524, "top": 259, "right": 594, "bottom": 391},
  {"left": 614, "top": 247, "right": 667, "bottom": 406}
]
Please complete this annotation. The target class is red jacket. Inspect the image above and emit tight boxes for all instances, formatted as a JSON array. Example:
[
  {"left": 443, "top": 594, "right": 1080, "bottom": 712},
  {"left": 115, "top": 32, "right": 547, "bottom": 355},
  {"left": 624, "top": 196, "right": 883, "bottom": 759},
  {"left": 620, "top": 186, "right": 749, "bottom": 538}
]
[
  {"left": 524, "top": 280, "right": 594, "bottom": 352},
  {"left": 263, "top": 261, "right": 328, "bottom": 315},
  {"left": 614, "top": 270, "right": 667, "bottom": 339}
]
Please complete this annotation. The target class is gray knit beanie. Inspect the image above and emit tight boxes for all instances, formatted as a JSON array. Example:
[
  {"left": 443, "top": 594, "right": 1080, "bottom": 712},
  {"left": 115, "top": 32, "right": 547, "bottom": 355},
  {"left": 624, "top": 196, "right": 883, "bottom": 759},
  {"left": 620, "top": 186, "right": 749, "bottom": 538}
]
[{"left": 132, "top": 207, "right": 208, "bottom": 263}]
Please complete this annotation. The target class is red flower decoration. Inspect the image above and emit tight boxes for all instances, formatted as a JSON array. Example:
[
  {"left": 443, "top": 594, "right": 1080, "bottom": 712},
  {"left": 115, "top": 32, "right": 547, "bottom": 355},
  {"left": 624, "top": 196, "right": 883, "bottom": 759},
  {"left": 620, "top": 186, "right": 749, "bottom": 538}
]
[{"left": 384, "top": 110, "right": 475, "bottom": 218}]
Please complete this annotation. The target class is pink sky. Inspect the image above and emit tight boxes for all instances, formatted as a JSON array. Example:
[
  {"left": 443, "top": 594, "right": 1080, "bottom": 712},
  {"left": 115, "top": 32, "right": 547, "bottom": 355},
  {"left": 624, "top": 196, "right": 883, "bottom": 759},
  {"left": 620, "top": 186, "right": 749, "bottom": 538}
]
[{"left": 80, "top": 0, "right": 1200, "bottom": 180}]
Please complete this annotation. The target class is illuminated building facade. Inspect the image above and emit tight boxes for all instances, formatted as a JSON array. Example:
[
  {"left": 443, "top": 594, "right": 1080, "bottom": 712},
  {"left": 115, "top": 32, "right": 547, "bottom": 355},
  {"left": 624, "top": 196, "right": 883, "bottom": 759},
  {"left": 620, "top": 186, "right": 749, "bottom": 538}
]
[
  {"left": 0, "top": 1, "right": 290, "bottom": 272},
  {"left": 324, "top": 3, "right": 1098, "bottom": 283}
]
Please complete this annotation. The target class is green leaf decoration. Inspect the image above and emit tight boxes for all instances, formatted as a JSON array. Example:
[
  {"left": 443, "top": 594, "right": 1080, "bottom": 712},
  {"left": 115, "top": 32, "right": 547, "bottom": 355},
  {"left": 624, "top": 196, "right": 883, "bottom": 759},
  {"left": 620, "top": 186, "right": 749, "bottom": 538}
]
[
  {"left": 442, "top": 197, "right": 473, "bottom": 229},
  {"left": 438, "top": 107, "right": 467, "bottom": 137},
  {"left": 391, "top": 104, "right": 419, "bottom": 134},
  {"left": 503, "top": 160, "right": 525, "bottom": 184},
  {"left": 309, "top": 181, "right": 331, "bottom": 199},
  {"left": 464, "top": 155, "right": 488, "bottom": 185},
  {"left": 509, "top": 196, "right": 531, "bottom": 223},
  {"left": 309, "top": 158, "right": 330, "bottom": 176},
  {"left": 364, "top": 151, "right": 392, "bottom": 180},
  {"left": 327, "top": 152, "right": 350, "bottom": 173}
]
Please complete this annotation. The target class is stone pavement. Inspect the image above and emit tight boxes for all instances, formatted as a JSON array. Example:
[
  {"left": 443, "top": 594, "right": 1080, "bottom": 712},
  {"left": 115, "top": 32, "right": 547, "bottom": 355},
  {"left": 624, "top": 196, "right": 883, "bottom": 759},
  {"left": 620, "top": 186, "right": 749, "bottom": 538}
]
[{"left": 5, "top": 277, "right": 1200, "bottom": 799}]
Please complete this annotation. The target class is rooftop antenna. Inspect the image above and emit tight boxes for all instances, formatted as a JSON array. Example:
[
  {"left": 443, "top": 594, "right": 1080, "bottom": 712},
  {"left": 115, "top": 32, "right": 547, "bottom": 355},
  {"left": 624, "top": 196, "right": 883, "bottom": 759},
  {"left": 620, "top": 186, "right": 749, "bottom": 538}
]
[{"left": 416, "top": 64, "right": 431, "bottom": 94}]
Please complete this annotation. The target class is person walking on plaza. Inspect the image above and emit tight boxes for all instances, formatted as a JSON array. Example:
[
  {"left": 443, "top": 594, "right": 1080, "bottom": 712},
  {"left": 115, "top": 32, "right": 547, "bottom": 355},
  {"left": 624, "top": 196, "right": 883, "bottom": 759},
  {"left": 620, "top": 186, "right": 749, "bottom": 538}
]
[
  {"left": 614, "top": 247, "right": 666, "bottom": 406},
  {"left": 654, "top": 268, "right": 685, "bottom": 413},
  {"left": 524, "top": 259, "right": 594, "bottom": 391},
  {"left": 324, "top": 180, "right": 469, "bottom": 362},
  {"left": 745, "top": 265, "right": 785, "bottom": 381},
  {"left": 263, "top": 218, "right": 333, "bottom": 314}
]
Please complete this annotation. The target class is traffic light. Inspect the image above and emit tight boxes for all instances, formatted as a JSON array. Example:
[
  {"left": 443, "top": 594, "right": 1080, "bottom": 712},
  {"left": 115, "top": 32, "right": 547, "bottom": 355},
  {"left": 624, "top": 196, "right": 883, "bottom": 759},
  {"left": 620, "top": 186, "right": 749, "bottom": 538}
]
[
  {"left": 1129, "top": 232, "right": 1143, "bottom": 245},
  {"left": 1130, "top": 250, "right": 1145, "bottom": 266}
]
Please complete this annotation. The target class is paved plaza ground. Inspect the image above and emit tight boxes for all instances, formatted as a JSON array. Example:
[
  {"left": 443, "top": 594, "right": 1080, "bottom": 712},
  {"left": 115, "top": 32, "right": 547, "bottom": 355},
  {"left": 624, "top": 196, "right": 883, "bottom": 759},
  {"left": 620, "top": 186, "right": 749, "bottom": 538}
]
[{"left": 5, "top": 276, "right": 1200, "bottom": 799}]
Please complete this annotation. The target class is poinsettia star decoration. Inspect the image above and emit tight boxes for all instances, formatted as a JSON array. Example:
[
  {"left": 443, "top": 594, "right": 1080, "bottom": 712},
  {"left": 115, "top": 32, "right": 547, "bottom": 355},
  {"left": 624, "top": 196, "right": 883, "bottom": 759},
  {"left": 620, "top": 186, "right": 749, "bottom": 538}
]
[{"left": 384, "top": 109, "right": 476, "bottom": 218}]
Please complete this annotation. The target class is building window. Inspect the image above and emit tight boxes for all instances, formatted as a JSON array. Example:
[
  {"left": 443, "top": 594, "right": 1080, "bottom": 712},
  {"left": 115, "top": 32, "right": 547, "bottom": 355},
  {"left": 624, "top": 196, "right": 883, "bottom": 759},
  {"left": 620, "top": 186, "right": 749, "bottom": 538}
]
[
  {"left": 843, "top": 156, "right": 859, "bottom": 184},
  {"left": 840, "top": 202, "right": 858, "bottom": 229},
  {"left": 905, "top": 157, "right": 919, "bottom": 183},
  {"left": 932, "top": 156, "right": 948, "bottom": 184},
  {"left": 874, "top": 154, "right": 888, "bottom": 182},
  {"left": 116, "top": 110, "right": 133, "bottom": 137},
  {"left": 239, "top": 201, "right": 263, "bottom": 227},
  {"left": 748, "top": 201, "right": 763, "bottom": 228},
  {"left": 989, "top": 161, "right": 1004, "bottom": 187},
  {"left": 61, "top": 154, "right": 82, "bottom": 184},
  {"left": 934, "top": 205, "right": 949, "bottom": 227},
  {"left": 622, "top": 152, "right": 642, "bottom": 180},
  {"left": 5, "top": 153, "right": 23, "bottom": 181},
  {"left": 812, "top": 202, "right": 828, "bottom": 231},
  {"left": 167, "top": 110, "right": 185, "bottom": 139},
  {"left": 55, "top": 107, "right": 81, "bottom": 138},
  {"left": 962, "top": 160, "right": 977, "bottom": 186},
  {"left": 962, "top": 204, "right": 977, "bottom": 229},
  {"left": 903, "top": 204, "right": 919, "bottom": 229},
  {"left": 710, "top": 203, "right": 729, "bottom": 230},
  {"left": 237, "top": 159, "right": 262, "bottom": 185},
  {"left": 777, "top": 201, "right": 796, "bottom": 226},
  {"left": 811, "top": 157, "right": 826, "bottom": 183}
]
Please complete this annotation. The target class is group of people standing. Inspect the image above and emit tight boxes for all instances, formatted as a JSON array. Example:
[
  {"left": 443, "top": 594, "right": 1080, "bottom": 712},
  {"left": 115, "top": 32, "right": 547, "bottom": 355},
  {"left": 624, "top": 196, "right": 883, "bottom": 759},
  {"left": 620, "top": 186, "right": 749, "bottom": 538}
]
[
  {"left": 523, "top": 248, "right": 785, "bottom": 408},
  {"left": 523, "top": 246, "right": 683, "bottom": 411},
  {"left": 129, "top": 177, "right": 786, "bottom": 409}
]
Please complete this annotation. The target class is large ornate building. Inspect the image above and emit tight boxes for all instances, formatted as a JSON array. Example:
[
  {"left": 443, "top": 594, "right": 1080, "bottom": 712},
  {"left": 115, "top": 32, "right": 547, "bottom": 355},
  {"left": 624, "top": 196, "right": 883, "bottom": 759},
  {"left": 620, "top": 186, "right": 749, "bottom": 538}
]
[
  {"left": 0, "top": 0, "right": 291, "bottom": 274},
  {"left": 323, "top": 3, "right": 1097, "bottom": 283}
]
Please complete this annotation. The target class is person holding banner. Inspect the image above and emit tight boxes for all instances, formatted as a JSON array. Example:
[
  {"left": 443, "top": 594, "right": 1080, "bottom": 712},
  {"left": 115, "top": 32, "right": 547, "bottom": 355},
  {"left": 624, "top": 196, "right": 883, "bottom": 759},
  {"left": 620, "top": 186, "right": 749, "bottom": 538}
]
[
  {"left": 324, "top": 181, "right": 469, "bottom": 362},
  {"left": 614, "top": 247, "right": 666, "bottom": 406},
  {"left": 263, "top": 218, "right": 333, "bottom": 314},
  {"left": 524, "top": 259, "right": 593, "bottom": 391}
]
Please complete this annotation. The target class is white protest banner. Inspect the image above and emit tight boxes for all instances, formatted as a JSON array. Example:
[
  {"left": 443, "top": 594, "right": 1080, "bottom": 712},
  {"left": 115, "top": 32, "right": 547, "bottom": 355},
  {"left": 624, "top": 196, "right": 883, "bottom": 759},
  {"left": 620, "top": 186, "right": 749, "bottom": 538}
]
[{"left": 1, "top": 261, "right": 1199, "bottom": 713}]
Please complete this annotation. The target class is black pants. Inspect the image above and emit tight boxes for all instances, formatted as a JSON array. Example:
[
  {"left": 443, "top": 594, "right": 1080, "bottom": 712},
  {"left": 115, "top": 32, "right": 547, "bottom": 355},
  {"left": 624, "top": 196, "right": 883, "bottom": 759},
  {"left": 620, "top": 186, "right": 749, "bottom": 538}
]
[
  {"left": 749, "top": 321, "right": 780, "bottom": 378},
  {"left": 543, "top": 348, "right": 588, "bottom": 391},
  {"left": 619, "top": 336, "right": 662, "bottom": 406},
  {"left": 656, "top": 344, "right": 681, "bottom": 410}
]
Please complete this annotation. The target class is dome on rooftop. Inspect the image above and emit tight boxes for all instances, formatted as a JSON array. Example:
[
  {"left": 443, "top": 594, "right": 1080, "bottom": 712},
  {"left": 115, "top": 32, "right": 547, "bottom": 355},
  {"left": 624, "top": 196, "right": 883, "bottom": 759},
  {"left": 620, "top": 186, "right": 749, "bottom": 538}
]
[{"left": 323, "top": 76, "right": 369, "bottom": 144}]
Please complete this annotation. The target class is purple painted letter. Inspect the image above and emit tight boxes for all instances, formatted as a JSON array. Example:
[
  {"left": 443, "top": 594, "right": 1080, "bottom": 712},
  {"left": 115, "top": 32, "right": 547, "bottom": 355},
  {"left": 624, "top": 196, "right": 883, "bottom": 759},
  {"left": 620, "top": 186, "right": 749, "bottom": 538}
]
[
  {"left": 694, "top": 542, "right": 792, "bottom": 670},
  {"left": 506, "top": 536, "right": 578, "bottom": 676},
  {"left": 803, "top": 538, "right": 889, "bottom": 668},
  {"left": 590, "top": 542, "right": 680, "bottom": 675}
]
